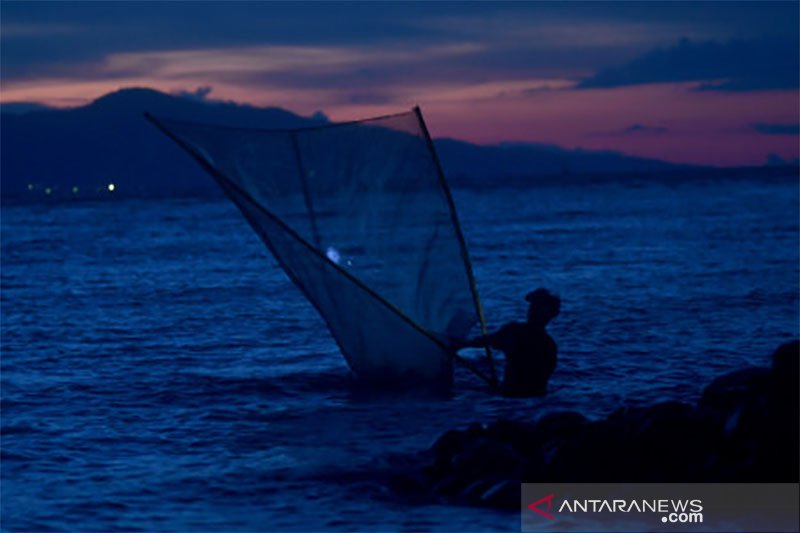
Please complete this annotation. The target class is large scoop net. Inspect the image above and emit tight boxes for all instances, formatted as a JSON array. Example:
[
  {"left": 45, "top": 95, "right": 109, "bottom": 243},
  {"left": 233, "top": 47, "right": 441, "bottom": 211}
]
[{"left": 147, "top": 108, "right": 494, "bottom": 385}]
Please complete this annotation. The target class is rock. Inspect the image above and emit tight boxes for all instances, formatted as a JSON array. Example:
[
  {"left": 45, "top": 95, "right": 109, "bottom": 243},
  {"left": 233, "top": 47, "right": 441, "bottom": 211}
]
[
  {"left": 519, "top": 451, "right": 547, "bottom": 481},
  {"left": 466, "top": 422, "right": 487, "bottom": 436},
  {"left": 633, "top": 401, "right": 701, "bottom": 444},
  {"left": 431, "top": 473, "right": 472, "bottom": 498},
  {"left": 388, "top": 470, "right": 426, "bottom": 494},
  {"left": 541, "top": 439, "right": 588, "bottom": 482},
  {"left": 450, "top": 438, "right": 523, "bottom": 478},
  {"left": 536, "top": 411, "right": 588, "bottom": 442},
  {"left": 766, "top": 340, "right": 799, "bottom": 480},
  {"left": 772, "top": 340, "right": 799, "bottom": 377},
  {"left": 459, "top": 478, "right": 494, "bottom": 502},
  {"left": 700, "top": 367, "right": 772, "bottom": 412},
  {"left": 484, "top": 419, "right": 537, "bottom": 450},
  {"left": 391, "top": 341, "right": 800, "bottom": 509},
  {"left": 566, "top": 420, "right": 633, "bottom": 481},
  {"left": 605, "top": 405, "right": 649, "bottom": 435},
  {"left": 630, "top": 401, "right": 720, "bottom": 481},
  {"left": 770, "top": 340, "right": 799, "bottom": 407},
  {"left": 431, "top": 429, "right": 468, "bottom": 466},
  {"left": 714, "top": 341, "right": 800, "bottom": 482},
  {"left": 480, "top": 479, "right": 520, "bottom": 510}
]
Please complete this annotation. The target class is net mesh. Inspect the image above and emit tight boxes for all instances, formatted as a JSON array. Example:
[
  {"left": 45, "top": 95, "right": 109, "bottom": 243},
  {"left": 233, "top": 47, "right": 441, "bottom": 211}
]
[{"left": 149, "top": 109, "right": 486, "bottom": 383}]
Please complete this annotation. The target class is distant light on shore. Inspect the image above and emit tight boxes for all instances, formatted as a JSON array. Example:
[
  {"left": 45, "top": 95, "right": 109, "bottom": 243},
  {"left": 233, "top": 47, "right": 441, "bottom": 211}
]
[
  {"left": 107, "top": 183, "right": 115, "bottom": 192},
  {"left": 72, "top": 186, "right": 79, "bottom": 194},
  {"left": 27, "top": 184, "right": 34, "bottom": 191},
  {"left": 45, "top": 187, "right": 52, "bottom": 195}
]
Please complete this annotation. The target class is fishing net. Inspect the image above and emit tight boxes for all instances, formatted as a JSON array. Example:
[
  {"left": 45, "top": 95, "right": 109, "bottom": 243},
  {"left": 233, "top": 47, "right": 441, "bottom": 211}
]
[{"left": 148, "top": 108, "right": 493, "bottom": 384}]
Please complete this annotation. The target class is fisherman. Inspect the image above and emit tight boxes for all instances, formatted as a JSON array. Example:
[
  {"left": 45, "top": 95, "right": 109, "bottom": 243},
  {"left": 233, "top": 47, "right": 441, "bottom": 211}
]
[{"left": 456, "top": 288, "right": 560, "bottom": 397}]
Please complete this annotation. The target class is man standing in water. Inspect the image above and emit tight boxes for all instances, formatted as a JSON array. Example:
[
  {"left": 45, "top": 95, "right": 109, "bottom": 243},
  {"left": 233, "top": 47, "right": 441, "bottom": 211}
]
[{"left": 457, "top": 288, "right": 560, "bottom": 397}]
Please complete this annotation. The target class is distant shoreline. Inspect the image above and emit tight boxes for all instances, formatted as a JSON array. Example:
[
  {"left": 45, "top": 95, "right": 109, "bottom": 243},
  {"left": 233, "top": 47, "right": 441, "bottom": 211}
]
[{"left": 3, "top": 164, "right": 797, "bottom": 204}]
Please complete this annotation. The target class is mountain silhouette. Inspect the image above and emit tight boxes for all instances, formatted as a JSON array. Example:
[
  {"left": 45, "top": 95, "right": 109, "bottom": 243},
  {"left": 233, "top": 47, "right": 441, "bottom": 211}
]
[
  {"left": 2, "top": 87, "right": 683, "bottom": 199},
  {"left": 1, "top": 88, "right": 323, "bottom": 198},
  {"left": 434, "top": 138, "right": 680, "bottom": 187}
]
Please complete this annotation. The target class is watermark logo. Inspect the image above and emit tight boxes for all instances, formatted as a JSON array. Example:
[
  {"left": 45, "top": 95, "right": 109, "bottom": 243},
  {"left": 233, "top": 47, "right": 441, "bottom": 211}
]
[
  {"left": 527, "top": 495, "right": 703, "bottom": 524},
  {"left": 527, "top": 493, "right": 555, "bottom": 520},
  {"left": 521, "top": 483, "right": 799, "bottom": 532}
]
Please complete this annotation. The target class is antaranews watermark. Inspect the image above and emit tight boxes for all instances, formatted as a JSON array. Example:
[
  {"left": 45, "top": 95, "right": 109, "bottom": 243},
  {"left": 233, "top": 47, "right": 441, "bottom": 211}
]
[{"left": 521, "top": 483, "right": 798, "bottom": 532}]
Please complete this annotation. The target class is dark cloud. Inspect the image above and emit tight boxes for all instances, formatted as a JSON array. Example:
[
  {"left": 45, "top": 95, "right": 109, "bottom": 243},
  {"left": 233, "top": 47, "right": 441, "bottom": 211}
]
[
  {"left": 578, "top": 37, "right": 799, "bottom": 91},
  {"left": 621, "top": 124, "right": 668, "bottom": 134},
  {"left": 0, "top": 2, "right": 436, "bottom": 80},
  {"left": 752, "top": 122, "right": 800, "bottom": 136},
  {"left": 592, "top": 123, "right": 668, "bottom": 137},
  {"left": 173, "top": 86, "right": 214, "bottom": 102},
  {"left": 2, "top": 2, "right": 798, "bottom": 86},
  {"left": 228, "top": 49, "right": 506, "bottom": 94},
  {"left": 342, "top": 92, "right": 396, "bottom": 105}
]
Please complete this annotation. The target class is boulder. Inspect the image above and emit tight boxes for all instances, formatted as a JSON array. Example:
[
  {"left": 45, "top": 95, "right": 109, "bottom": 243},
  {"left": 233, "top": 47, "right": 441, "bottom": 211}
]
[
  {"left": 700, "top": 367, "right": 772, "bottom": 413},
  {"left": 392, "top": 340, "right": 800, "bottom": 509}
]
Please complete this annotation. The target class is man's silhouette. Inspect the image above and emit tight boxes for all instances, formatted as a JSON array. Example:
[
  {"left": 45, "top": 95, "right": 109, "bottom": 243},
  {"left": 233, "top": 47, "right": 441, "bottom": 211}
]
[{"left": 458, "top": 288, "right": 560, "bottom": 396}]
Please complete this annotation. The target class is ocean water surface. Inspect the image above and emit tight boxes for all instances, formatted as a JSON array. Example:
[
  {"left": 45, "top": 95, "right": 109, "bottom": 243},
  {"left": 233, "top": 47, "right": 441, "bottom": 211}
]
[{"left": 2, "top": 175, "right": 798, "bottom": 531}]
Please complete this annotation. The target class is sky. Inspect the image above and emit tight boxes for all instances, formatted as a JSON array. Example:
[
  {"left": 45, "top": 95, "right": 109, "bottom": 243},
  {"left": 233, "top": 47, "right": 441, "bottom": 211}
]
[{"left": 1, "top": 1, "right": 798, "bottom": 166}]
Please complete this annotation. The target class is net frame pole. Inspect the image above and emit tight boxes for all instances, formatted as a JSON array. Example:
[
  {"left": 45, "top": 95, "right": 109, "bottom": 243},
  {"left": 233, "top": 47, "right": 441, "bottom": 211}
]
[
  {"left": 413, "top": 106, "right": 499, "bottom": 388},
  {"left": 144, "top": 112, "right": 495, "bottom": 388},
  {"left": 289, "top": 130, "right": 322, "bottom": 249}
]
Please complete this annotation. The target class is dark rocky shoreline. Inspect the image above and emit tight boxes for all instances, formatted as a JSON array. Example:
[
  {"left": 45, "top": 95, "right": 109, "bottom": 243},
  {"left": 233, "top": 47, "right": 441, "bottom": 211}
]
[{"left": 388, "top": 341, "right": 799, "bottom": 510}]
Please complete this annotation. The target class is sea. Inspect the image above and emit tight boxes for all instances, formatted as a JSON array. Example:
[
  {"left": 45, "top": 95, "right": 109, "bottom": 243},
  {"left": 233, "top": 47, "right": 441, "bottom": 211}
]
[{"left": 2, "top": 175, "right": 798, "bottom": 531}]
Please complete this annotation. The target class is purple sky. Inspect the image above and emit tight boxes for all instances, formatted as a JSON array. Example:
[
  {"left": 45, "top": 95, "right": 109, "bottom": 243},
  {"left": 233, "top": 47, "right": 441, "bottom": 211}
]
[{"left": 1, "top": 1, "right": 798, "bottom": 165}]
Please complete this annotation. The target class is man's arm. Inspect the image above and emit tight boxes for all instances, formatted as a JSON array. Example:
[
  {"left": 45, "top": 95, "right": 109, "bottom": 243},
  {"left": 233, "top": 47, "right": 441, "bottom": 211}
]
[{"left": 453, "top": 324, "right": 512, "bottom": 351}]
